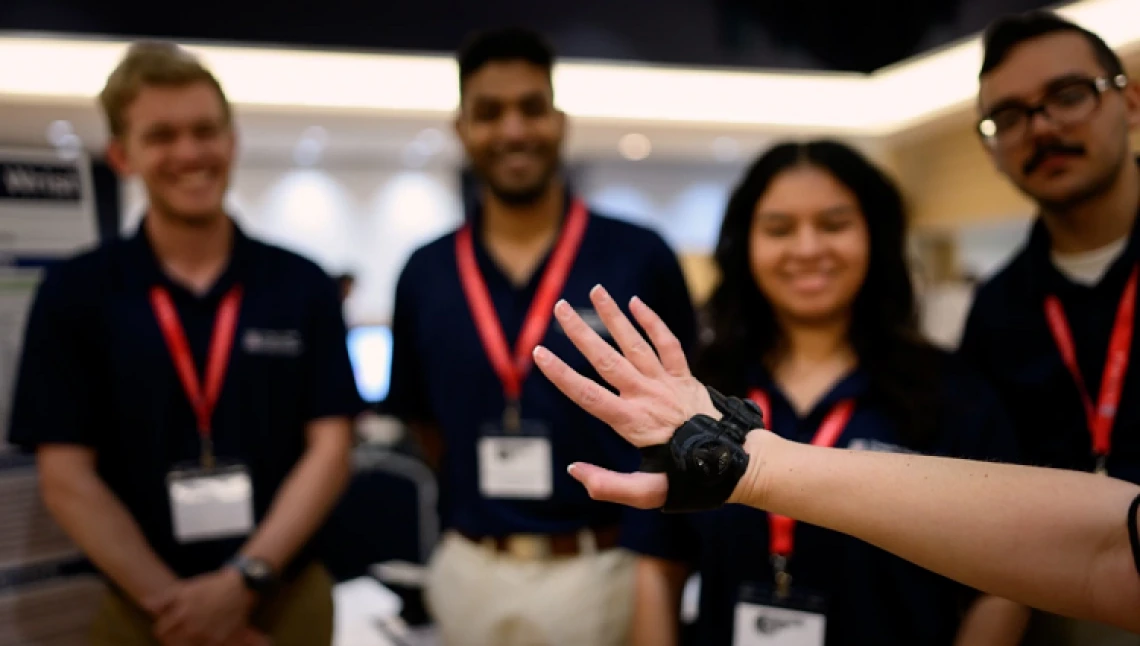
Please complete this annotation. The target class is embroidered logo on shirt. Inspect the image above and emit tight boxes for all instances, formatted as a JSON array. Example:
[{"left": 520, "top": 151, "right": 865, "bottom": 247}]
[{"left": 242, "top": 329, "right": 304, "bottom": 357}]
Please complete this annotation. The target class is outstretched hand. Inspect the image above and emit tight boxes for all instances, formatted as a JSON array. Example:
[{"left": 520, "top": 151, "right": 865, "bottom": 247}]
[{"left": 532, "top": 285, "right": 719, "bottom": 508}]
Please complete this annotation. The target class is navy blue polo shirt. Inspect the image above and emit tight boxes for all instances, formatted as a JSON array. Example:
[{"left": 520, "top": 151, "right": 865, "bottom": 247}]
[
  {"left": 623, "top": 353, "right": 1020, "bottom": 646},
  {"left": 8, "top": 219, "right": 365, "bottom": 579},
  {"left": 959, "top": 206, "right": 1140, "bottom": 484},
  {"left": 384, "top": 202, "right": 697, "bottom": 537}
]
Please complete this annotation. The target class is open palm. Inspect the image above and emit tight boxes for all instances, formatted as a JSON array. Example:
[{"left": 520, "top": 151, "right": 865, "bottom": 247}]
[{"left": 532, "top": 285, "right": 718, "bottom": 508}]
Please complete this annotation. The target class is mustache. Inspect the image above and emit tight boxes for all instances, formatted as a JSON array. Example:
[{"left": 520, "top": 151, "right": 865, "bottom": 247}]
[{"left": 1023, "top": 141, "right": 1086, "bottom": 175}]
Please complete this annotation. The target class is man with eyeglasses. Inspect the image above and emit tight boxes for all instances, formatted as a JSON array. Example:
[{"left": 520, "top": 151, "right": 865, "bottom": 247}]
[{"left": 959, "top": 10, "right": 1140, "bottom": 645}]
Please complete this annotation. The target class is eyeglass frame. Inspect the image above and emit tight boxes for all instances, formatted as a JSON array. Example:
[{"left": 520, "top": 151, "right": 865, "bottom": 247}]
[{"left": 976, "top": 74, "right": 1129, "bottom": 147}]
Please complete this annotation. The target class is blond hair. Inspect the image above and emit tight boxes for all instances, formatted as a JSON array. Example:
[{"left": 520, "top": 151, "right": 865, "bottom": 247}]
[{"left": 99, "top": 41, "right": 232, "bottom": 138}]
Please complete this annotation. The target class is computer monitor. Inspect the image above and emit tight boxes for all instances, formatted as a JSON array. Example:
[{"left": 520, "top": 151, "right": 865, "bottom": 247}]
[{"left": 346, "top": 325, "right": 393, "bottom": 403}]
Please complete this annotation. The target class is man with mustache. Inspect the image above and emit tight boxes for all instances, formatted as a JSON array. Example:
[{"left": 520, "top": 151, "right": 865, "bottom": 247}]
[
  {"left": 959, "top": 10, "right": 1140, "bottom": 644},
  {"left": 383, "top": 27, "right": 697, "bottom": 646}
]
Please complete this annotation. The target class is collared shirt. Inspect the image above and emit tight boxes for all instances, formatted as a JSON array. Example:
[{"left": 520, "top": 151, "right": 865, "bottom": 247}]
[
  {"left": 622, "top": 355, "right": 1020, "bottom": 646},
  {"left": 959, "top": 204, "right": 1140, "bottom": 484},
  {"left": 8, "top": 219, "right": 365, "bottom": 578},
  {"left": 384, "top": 202, "right": 697, "bottom": 537}
]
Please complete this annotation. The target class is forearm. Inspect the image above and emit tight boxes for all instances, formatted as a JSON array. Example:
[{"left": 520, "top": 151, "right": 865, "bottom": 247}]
[
  {"left": 240, "top": 418, "right": 352, "bottom": 571},
  {"left": 40, "top": 461, "right": 176, "bottom": 606},
  {"left": 736, "top": 431, "right": 1140, "bottom": 631},
  {"left": 631, "top": 557, "right": 687, "bottom": 646},
  {"left": 954, "top": 595, "right": 1030, "bottom": 646}
]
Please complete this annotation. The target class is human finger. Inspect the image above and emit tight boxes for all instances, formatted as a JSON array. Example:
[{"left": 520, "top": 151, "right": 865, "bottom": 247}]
[
  {"left": 567, "top": 462, "right": 667, "bottom": 509},
  {"left": 588, "top": 285, "right": 665, "bottom": 379},
  {"left": 533, "top": 345, "right": 631, "bottom": 434},
  {"left": 630, "top": 296, "right": 691, "bottom": 378},
  {"left": 553, "top": 300, "right": 643, "bottom": 392}
]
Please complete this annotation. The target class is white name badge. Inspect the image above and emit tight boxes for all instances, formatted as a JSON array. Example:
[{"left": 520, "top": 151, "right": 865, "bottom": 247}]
[
  {"left": 733, "top": 603, "right": 826, "bottom": 646},
  {"left": 478, "top": 436, "right": 553, "bottom": 499},
  {"left": 167, "top": 465, "right": 254, "bottom": 543}
]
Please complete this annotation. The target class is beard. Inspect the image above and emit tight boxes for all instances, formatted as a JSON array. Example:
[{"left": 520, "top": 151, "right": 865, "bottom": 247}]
[{"left": 472, "top": 147, "right": 562, "bottom": 207}]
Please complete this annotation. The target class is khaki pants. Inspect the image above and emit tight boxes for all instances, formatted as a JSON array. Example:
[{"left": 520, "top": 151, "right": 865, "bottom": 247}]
[
  {"left": 424, "top": 531, "right": 635, "bottom": 646},
  {"left": 88, "top": 562, "right": 334, "bottom": 646},
  {"left": 1024, "top": 612, "right": 1140, "bottom": 646}
]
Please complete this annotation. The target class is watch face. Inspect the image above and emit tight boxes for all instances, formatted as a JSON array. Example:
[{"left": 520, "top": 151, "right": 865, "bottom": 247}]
[{"left": 246, "top": 560, "right": 270, "bottom": 579}]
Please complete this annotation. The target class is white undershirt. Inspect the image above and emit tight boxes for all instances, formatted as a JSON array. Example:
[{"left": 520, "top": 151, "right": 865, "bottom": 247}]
[{"left": 1051, "top": 236, "right": 1129, "bottom": 286}]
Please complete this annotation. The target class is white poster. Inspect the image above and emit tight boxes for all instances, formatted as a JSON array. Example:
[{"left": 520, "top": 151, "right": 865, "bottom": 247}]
[{"left": 0, "top": 147, "right": 98, "bottom": 448}]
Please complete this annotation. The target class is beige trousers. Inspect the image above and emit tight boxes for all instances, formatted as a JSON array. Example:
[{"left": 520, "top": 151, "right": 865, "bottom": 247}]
[
  {"left": 88, "top": 562, "right": 334, "bottom": 646},
  {"left": 425, "top": 531, "right": 635, "bottom": 646},
  {"left": 1024, "top": 612, "right": 1140, "bottom": 646}
]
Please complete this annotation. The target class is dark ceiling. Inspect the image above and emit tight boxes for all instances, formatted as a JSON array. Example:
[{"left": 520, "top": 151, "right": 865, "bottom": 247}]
[{"left": 2, "top": 0, "right": 1057, "bottom": 73}]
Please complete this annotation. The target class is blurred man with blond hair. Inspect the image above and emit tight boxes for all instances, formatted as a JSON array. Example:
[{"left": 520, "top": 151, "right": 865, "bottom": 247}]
[{"left": 8, "top": 42, "right": 363, "bottom": 646}]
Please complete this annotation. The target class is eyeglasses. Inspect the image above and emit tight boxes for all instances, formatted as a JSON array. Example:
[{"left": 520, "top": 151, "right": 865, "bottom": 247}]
[{"left": 977, "top": 74, "right": 1128, "bottom": 148}]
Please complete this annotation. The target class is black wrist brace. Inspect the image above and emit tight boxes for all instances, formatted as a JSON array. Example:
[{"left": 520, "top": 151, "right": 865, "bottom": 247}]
[{"left": 639, "top": 387, "right": 765, "bottom": 513}]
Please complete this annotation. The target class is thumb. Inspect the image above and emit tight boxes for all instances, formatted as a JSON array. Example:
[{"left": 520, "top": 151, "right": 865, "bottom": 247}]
[{"left": 567, "top": 463, "right": 667, "bottom": 509}]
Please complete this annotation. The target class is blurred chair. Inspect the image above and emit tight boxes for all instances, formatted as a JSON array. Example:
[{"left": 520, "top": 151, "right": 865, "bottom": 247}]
[
  {"left": 321, "top": 443, "right": 439, "bottom": 627},
  {"left": 0, "top": 452, "right": 104, "bottom": 646}
]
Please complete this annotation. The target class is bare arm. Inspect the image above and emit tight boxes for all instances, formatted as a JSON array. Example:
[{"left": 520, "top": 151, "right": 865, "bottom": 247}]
[
  {"left": 37, "top": 444, "right": 178, "bottom": 607},
  {"left": 529, "top": 286, "right": 1140, "bottom": 635},
  {"left": 631, "top": 556, "right": 688, "bottom": 646},
  {"left": 238, "top": 416, "right": 353, "bottom": 571},
  {"left": 730, "top": 433, "right": 1140, "bottom": 632}
]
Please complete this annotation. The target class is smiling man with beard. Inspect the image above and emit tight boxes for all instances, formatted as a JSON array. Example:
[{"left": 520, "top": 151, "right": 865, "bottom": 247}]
[
  {"left": 7, "top": 43, "right": 363, "bottom": 646},
  {"left": 959, "top": 10, "right": 1140, "bottom": 645},
  {"left": 383, "top": 27, "right": 697, "bottom": 646}
]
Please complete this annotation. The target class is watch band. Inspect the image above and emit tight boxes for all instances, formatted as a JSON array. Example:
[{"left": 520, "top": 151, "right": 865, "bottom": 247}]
[{"left": 227, "top": 555, "right": 278, "bottom": 593}]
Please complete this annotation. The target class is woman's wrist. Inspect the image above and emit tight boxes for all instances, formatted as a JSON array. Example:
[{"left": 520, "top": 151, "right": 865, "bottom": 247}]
[{"left": 728, "top": 429, "right": 782, "bottom": 507}]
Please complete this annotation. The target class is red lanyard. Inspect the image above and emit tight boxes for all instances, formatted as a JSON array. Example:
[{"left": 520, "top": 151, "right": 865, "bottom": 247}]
[
  {"left": 749, "top": 388, "right": 854, "bottom": 591},
  {"left": 150, "top": 285, "right": 243, "bottom": 469},
  {"left": 456, "top": 198, "right": 589, "bottom": 431},
  {"left": 1043, "top": 265, "right": 1138, "bottom": 474}
]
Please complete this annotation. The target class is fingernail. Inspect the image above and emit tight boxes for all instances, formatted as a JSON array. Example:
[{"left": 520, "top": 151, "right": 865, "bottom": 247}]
[
  {"left": 567, "top": 464, "right": 578, "bottom": 475},
  {"left": 630, "top": 295, "right": 643, "bottom": 308},
  {"left": 554, "top": 299, "right": 569, "bottom": 316},
  {"left": 533, "top": 346, "right": 550, "bottom": 362}
]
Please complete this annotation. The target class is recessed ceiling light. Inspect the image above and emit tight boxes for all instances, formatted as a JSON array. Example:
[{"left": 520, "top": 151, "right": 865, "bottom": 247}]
[
  {"left": 618, "top": 133, "right": 651, "bottom": 161},
  {"left": 302, "top": 126, "right": 328, "bottom": 144},
  {"left": 402, "top": 141, "right": 431, "bottom": 169},
  {"left": 55, "top": 132, "right": 82, "bottom": 160},
  {"left": 45, "top": 120, "right": 74, "bottom": 147},
  {"left": 293, "top": 137, "right": 323, "bottom": 167},
  {"left": 415, "top": 128, "right": 445, "bottom": 154}
]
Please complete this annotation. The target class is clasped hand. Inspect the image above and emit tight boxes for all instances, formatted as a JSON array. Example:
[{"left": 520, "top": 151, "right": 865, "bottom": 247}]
[{"left": 143, "top": 568, "right": 269, "bottom": 646}]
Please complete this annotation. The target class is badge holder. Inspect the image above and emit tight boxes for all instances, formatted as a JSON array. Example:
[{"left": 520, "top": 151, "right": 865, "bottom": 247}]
[
  {"left": 731, "top": 557, "right": 828, "bottom": 646},
  {"left": 167, "top": 436, "right": 254, "bottom": 544},
  {"left": 477, "top": 399, "right": 554, "bottom": 499}
]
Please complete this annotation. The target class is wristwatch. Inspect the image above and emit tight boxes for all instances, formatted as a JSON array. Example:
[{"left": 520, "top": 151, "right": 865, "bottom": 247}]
[{"left": 227, "top": 555, "right": 279, "bottom": 594}]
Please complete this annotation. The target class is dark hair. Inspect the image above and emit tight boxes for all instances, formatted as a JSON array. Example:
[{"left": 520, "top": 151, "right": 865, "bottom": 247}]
[
  {"left": 456, "top": 27, "right": 555, "bottom": 93},
  {"left": 980, "top": 11, "right": 1123, "bottom": 77},
  {"left": 694, "top": 140, "right": 941, "bottom": 449}
]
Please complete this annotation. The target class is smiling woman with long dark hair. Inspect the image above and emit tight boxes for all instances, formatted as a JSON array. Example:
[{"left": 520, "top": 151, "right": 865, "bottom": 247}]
[
  {"left": 622, "top": 140, "right": 1029, "bottom": 646},
  {"left": 697, "top": 140, "right": 939, "bottom": 450}
]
